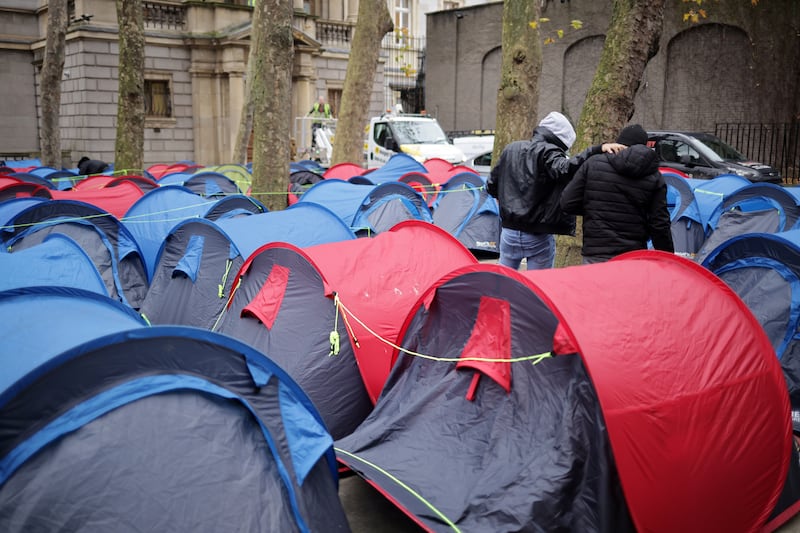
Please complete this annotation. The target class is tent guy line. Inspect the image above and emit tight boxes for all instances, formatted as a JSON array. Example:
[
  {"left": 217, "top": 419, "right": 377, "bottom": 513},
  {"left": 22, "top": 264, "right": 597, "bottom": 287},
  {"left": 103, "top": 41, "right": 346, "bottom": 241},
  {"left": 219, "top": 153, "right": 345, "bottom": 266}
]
[
  {"left": 334, "top": 447, "right": 461, "bottom": 533},
  {"left": 334, "top": 294, "right": 553, "bottom": 365}
]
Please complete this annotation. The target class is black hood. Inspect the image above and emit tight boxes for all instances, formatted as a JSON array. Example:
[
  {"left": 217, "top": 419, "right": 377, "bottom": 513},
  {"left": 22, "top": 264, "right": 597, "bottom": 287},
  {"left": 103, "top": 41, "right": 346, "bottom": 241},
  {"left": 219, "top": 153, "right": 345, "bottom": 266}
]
[{"left": 609, "top": 144, "right": 659, "bottom": 178}]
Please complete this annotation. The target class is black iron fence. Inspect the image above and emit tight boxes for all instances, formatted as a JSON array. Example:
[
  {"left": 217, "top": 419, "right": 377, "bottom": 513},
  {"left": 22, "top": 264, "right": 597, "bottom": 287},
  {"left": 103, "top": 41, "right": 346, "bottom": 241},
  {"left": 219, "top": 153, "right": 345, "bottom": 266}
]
[{"left": 715, "top": 122, "right": 800, "bottom": 184}]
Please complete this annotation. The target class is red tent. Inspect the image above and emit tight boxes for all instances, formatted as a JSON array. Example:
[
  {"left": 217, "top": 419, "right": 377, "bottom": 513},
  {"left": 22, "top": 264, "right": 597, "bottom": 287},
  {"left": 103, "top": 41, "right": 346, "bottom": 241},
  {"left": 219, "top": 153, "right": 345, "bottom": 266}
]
[
  {"left": 50, "top": 181, "right": 145, "bottom": 219},
  {"left": 218, "top": 221, "right": 479, "bottom": 439},
  {"left": 339, "top": 251, "right": 790, "bottom": 532}
]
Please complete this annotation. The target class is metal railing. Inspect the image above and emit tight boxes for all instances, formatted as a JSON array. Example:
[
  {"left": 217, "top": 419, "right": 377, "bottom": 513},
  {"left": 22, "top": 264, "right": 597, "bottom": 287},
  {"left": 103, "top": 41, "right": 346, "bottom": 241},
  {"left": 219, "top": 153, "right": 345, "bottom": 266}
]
[{"left": 715, "top": 122, "right": 800, "bottom": 184}]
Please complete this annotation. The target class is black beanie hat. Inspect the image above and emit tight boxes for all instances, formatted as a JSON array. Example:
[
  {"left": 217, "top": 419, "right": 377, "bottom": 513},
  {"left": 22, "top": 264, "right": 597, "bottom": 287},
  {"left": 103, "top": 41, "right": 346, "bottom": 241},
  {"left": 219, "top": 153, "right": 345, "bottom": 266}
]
[{"left": 616, "top": 124, "right": 648, "bottom": 146}]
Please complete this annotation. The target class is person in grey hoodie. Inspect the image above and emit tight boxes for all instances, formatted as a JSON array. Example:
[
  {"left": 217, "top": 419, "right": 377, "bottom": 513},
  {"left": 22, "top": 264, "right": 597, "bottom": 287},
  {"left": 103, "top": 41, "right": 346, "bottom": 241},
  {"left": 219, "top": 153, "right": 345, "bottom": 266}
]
[
  {"left": 487, "top": 111, "right": 624, "bottom": 270},
  {"left": 560, "top": 124, "right": 674, "bottom": 264}
]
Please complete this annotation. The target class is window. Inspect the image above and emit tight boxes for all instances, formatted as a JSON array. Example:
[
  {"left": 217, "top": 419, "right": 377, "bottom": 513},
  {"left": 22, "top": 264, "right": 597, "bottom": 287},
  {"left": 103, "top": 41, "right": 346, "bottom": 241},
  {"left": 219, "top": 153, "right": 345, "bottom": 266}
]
[
  {"left": 394, "top": 0, "right": 411, "bottom": 33},
  {"left": 442, "top": 0, "right": 460, "bottom": 10},
  {"left": 144, "top": 78, "right": 172, "bottom": 118},
  {"left": 327, "top": 89, "right": 342, "bottom": 118}
]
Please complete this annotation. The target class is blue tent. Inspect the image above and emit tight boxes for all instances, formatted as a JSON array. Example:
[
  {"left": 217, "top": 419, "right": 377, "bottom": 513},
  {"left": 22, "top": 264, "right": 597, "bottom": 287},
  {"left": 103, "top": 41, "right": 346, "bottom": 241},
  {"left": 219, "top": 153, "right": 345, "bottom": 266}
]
[
  {"left": 298, "top": 179, "right": 376, "bottom": 227},
  {"left": 139, "top": 202, "right": 356, "bottom": 329},
  {"left": 432, "top": 171, "right": 499, "bottom": 255},
  {"left": 694, "top": 182, "right": 800, "bottom": 264},
  {"left": 701, "top": 229, "right": 800, "bottom": 410},
  {"left": 1, "top": 200, "right": 148, "bottom": 308},
  {"left": 123, "top": 185, "right": 266, "bottom": 279},
  {"left": 0, "top": 287, "right": 349, "bottom": 533},
  {"left": 351, "top": 181, "right": 432, "bottom": 236},
  {"left": 0, "top": 234, "right": 107, "bottom": 295},
  {"left": 0, "top": 197, "right": 47, "bottom": 228},
  {"left": 663, "top": 173, "right": 705, "bottom": 256},
  {"left": 358, "top": 153, "right": 428, "bottom": 184},
  {"left": 158, "top": 171, "right": 241, "bottom": 196},
  {"left": 687, "top": 175, "right": 751, "bottom": 232}
]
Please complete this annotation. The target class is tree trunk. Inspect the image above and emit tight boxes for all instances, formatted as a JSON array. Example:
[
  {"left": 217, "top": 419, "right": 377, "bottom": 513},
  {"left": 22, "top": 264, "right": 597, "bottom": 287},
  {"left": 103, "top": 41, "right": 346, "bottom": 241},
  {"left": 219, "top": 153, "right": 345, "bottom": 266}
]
[
  {"left": 249, "top": 0, "right": 294, "bottom": 211},
  {"left": 39, "top": 0, "right": 68, "bottom": 169},
  {"left": 329, "top": 0, "right": 393, "bottom": 166},
  {"left": 232, "top": 10, "right": 260, "bottom": 165},
  {"left": 114, "top": 0, "right": 145, "bottom": 172},
  {"left": 555, "top": 0, "right": 666, "bottom": 268},
  {"left": 576, "top": 0, "right": 665, "bottom": 147},
  {"left": 492, "top": 0, "right": 541, "bottom": 164}
]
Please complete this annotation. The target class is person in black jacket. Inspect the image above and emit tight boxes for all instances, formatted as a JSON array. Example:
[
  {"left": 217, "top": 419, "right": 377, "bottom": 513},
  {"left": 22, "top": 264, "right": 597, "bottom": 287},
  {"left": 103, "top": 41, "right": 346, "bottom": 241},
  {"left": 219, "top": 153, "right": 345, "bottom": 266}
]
[
  {"left": 560, "top": 124, "right": 674, "bottom": 264},
  {"left": 486, "top": 111, "right": 624, "bottom": 270},
  {"left": 77, "top": 156, "right": 109, "bottom": 176}
]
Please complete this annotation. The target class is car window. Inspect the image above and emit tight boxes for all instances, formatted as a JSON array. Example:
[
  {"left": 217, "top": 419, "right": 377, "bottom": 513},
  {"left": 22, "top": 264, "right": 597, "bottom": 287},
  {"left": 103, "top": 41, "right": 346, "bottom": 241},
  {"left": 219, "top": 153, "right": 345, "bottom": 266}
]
[
  {"left": 473, "top": 152, "right": 492, "bottom": 167},
  {"left": 657, "top": 139, "right": 711, "bottom": 167},
  {"left": 374, "top": 123, "right": 389, "bottom": 147},
  {"left": 696, "top": 136, "right": 745, "bottom": 161}
]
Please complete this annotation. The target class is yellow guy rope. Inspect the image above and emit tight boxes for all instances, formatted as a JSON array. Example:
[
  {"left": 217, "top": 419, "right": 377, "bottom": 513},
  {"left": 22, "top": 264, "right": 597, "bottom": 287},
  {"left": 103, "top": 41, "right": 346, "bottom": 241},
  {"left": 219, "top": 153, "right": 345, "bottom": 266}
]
[{"left": 333, "top": 294, "right": 552, "bottom": 365}]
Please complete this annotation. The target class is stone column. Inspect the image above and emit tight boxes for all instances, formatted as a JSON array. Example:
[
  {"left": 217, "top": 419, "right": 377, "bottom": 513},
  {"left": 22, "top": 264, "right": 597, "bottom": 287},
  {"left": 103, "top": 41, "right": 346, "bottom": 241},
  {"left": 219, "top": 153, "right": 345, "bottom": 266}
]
[
  {"left": 223, "top": 46, "right": 247, "bottom": 163},
  {"left": 347, "top": 0, "right": 358, "bottom": 23}
]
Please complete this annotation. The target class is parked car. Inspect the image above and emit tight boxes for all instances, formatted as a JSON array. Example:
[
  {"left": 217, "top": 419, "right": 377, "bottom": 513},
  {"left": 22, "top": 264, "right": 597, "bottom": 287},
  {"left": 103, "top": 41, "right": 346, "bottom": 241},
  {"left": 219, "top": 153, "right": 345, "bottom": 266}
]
[
  {"left": 647, "top": 130, "right": 782, "bottom": 184},
  {"left": 466, "top": 150, "right": 493, "bottom": 178}
]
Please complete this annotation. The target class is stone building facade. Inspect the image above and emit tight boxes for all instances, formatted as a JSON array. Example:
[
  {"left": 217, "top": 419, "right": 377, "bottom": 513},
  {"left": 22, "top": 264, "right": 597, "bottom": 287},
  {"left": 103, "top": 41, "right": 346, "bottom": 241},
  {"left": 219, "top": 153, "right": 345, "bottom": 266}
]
[
  {"left": 426, "top": 1, "right": 800, "bottom": 135},
  {"left": 0, "top": 0, "right": 439, "bottom": 167}
]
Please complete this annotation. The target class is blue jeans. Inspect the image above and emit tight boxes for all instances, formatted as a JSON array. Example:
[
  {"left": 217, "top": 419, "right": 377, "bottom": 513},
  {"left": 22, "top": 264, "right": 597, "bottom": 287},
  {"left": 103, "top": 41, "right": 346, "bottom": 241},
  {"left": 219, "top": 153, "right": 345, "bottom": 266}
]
[{"left": 498, "top": 228, "right": 555, "bottom": 270}]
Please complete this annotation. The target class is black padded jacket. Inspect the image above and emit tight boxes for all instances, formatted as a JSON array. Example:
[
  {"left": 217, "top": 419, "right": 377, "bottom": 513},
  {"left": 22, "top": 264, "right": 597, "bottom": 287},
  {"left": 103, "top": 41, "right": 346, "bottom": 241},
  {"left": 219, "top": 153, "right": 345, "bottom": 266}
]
[
  {"left": 486, "top": 127, "right": 601, "bottom": 235},
  {"left": 560, "top": 144, "right": 675, "bottom": 259}
]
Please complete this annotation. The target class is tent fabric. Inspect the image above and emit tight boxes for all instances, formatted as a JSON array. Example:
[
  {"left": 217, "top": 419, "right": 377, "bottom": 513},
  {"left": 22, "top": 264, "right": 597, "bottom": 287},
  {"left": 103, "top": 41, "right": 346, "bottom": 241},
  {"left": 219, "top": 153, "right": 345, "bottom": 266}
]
[
  {"left": 701, "top": 229, "right": 800, "bottom": 409},
  {"left": 688, "top": 175, "right": 751, "bottom": 230},
  {"left": 350, "top": 181, "right": 433, "bottom": 235},
  {"left": 50, "top": 180, "right": 145, "bottom": 219},
  {"left": 0, "top": 287, "right": 147, "bottom": 396},
  {"left": 0, "top": 182, "right": 52, "bottom": 202},
  {"left": 0, "top": 305, "right": 349, "bottom": 532},
  {"left": 204, "top": 164, "right": 252, "bottom": 195},
  {"left": 398, "top": 171, "right": 438, "bottom": 206},
  {"left": 323, "top": 162, "right": 365, "bottom": 180},
  {"left": 158, "top": 171, "right": 240, "bottom": 196},
  {"left": 123, "top": 186, "right": 265, "bottom": 279},
  {"left": 663, "top": 172, "right": 705, "bottom": 256},
  {"left": 338, "top": 253, "right": 791, "bottom": 533},
  {"left": 140, "top": 203, "right": 356, "bottom": 329},
  {"left": 298, "top": 179, "right": 377, "bottom": 227},
  {"left": 360, "top": 153, "right": 428, "bottom": 184},
  {"left": 432, "top": 171, "right": 500, "bottom": 255},
  {"left": 1, "top": 200, "right": 148, "bottom": 308},
  {"left": 694, "top": 183, "right": 800, "bottom": 264},
  {"left": 0, "top": 234, "right": 107, "bottom": 296},
  {"left": 9, "top": 172, "right": 56, "bottom": 189},
  {"left": 218, "top": 220, "right": 479, "bottom": 441},
  {"left": 0, "top": 197, "right": 47, "bottom": 227}
]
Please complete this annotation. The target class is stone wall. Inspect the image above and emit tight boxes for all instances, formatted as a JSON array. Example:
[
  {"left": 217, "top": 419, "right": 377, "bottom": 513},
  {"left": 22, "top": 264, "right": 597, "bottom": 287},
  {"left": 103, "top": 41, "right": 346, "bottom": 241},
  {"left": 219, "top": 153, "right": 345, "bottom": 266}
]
[{"left": 426, "top": 0, "right": 800, "bottom": 135}]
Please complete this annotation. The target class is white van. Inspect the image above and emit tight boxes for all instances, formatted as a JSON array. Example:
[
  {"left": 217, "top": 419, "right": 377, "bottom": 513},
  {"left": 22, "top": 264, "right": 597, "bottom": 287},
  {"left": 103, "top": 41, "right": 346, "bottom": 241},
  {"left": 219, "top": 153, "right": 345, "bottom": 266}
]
[{"left": 364, "top": 112, "right": 466, "bottom": 169}]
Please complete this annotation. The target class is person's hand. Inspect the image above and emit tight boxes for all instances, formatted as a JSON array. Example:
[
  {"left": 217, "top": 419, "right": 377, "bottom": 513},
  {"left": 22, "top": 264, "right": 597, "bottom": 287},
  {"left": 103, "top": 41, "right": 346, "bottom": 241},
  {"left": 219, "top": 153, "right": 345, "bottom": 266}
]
[{"left": 601, "top": 142, "right": 627, "bottom": 154}]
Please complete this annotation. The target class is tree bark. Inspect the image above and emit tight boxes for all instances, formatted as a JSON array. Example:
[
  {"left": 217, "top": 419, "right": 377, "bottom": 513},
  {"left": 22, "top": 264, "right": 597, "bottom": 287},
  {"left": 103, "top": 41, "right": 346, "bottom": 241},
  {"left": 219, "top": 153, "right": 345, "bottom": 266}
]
[
  {"left": 555, "top": 0, "right": 666, "bottom": 268},
  {"left": 576, "top": 0, "right": 665, "bottom": 148},
  {"left": 232, "top": 10, "right": 260, "bottom": 165},
  {"left": 39, "top": 0, "right": 68, "bottom": 169},
  {"left": 114, "top": 0, "right": 145, "bottom": 172},
  {"left": 329, "top": 0, "right": 393, "bottom": 166},
  {"left": 492, "top": 0, "right": 541, "bottom": 165},
  {"left": 249, "top": 0, "right": 294, "bottom": 211}
]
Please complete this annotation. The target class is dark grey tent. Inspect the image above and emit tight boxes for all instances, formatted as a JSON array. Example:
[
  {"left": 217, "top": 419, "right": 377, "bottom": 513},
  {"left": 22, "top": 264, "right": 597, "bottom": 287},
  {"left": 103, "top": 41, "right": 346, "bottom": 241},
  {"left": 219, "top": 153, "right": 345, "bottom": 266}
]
[
  {"left": 1, "top": 199, "right": 148, "bottom": 308},
  {"left": 432, "top": 171, "right": 500, "bottom": 256},
  {"left": 140, "top": 203, "right": 356, "bottom": 329},
  {"left": 0, "top": 287, "right": 350, "bottom": 533}
]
